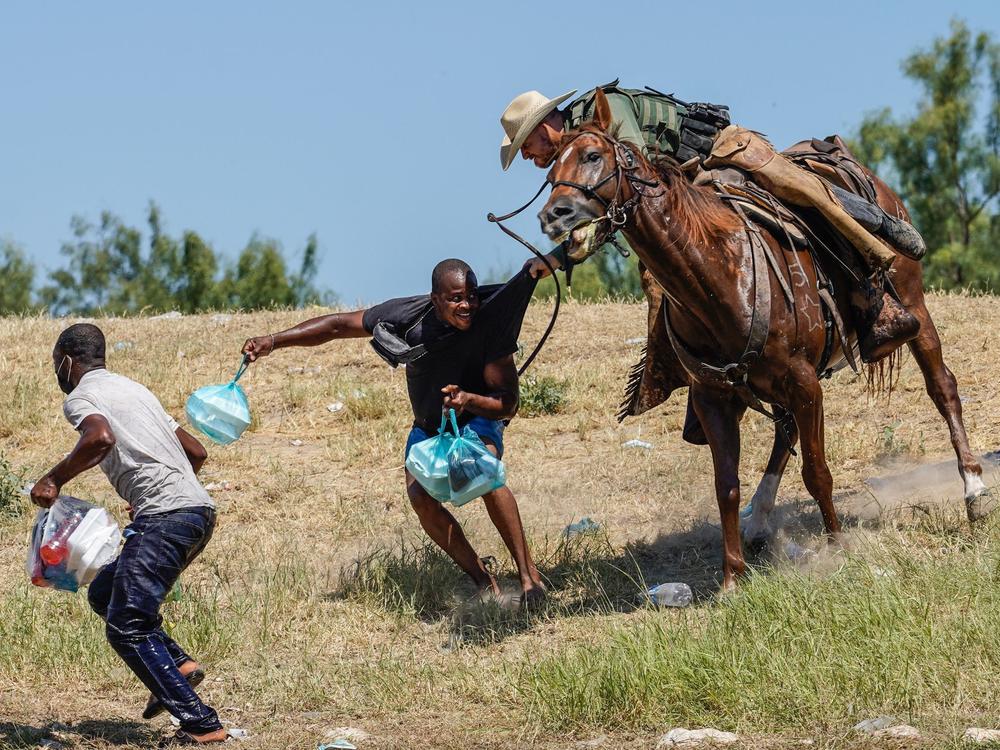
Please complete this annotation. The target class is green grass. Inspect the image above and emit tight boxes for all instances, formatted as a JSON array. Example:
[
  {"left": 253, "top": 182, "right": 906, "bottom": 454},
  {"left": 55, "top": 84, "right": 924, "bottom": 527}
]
[
  {"left": 521, "top": 515, "right": 1000, "bottom": 737},
  {"left": 519, "top": 375, "right": 569, "bottom": 417},
  {"left": 0, "top": 454, "right": 28, "bottom": 520}
]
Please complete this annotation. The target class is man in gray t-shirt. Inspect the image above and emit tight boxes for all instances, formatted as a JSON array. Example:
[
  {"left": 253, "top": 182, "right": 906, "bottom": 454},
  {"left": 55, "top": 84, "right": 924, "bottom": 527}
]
[
  {"left": 62, "top": 368, "right": 214, "bottom": 516},
  {"left": 31, "top": 324, "right": 227, "bottom": 745}
]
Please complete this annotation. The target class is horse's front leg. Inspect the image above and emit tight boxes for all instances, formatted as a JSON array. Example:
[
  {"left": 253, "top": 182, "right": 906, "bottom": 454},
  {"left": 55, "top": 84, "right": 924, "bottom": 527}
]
[
  {"left": 904, "top": 299, "right": 992, "bottom": 519},
  {"left": 786, "top": 362, "right": 842, "bottom": 539},
  {"left": 743, "top": 406, "right": 798, "bottom": 549},
  {"left": 690, "top": 386, "right": 747, "bottom": 591}
]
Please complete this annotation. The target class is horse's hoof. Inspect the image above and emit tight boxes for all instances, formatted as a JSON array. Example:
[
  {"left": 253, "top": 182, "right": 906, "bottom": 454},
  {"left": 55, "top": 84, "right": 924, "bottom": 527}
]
[
  {"left": 744, "top": 533, "right": 771, "bottom": 556},
  {"left": 966, "top": 488, "right": 997, "bottom": 523}
]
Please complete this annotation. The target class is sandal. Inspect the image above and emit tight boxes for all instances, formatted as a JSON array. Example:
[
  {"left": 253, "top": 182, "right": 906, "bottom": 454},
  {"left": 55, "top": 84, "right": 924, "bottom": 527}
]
[
  {"left": 158, "top": 729, "right": 228, "bottom": 747},
  {"left": 143, "top": 668, "right": 206, "bottom": 720}
]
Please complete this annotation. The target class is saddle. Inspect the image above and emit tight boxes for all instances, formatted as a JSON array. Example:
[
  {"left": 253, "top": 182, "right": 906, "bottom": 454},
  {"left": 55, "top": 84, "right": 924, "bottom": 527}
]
[{"left": 618, "top": 135, "right": 868, "bottom": 425}]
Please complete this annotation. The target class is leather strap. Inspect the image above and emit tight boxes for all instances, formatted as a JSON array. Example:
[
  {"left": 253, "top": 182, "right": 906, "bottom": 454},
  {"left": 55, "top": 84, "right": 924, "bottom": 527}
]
[{"left": 662, "top": 224, "right": 777, "bottom": 419}]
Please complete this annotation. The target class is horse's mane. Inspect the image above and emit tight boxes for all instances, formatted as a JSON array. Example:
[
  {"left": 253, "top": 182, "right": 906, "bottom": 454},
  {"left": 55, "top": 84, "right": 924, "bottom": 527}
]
[
  {"left": 568, "top": 123, "right": 743, "bottom": 249},
  {"left": 648, "top": 155, "right": 743, "bottom": 249}
]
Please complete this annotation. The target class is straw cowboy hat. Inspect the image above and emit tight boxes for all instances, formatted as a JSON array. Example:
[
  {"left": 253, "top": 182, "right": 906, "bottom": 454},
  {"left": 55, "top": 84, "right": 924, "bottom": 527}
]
[{"left": 499, "top": 88, "right": 577, "bottom": 170}]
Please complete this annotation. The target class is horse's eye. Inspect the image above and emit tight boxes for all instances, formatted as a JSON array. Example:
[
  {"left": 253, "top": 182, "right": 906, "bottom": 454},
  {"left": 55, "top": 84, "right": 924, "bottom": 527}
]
[{"left": 586, "top": 152, "right": 602, "bottom": 163}]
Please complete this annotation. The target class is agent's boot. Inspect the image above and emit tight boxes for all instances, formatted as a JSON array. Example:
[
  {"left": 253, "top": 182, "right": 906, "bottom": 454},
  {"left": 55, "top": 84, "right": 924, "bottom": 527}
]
[
  {"left": 829, "top": 185, "right": 926, "bottom": 261},
  {"left": 858, "top": 289, "right": 921, "bottom": 363},
  {"left": 706, "top": 126, "right": 897, "bottom": 271},
  {"left": 877, "top": 214, "right": 926, "bottom": 261}
]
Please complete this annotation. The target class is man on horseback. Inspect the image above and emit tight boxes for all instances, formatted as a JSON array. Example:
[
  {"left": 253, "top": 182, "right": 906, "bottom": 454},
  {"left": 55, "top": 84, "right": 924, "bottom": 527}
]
[{"left": 500, "top": 81, "right": 925, "bottom": 363}]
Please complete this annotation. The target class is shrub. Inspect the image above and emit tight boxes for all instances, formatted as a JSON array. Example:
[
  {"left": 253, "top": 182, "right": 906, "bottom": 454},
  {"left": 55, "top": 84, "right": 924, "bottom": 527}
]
[{"left": 519, "top": 375, "right": 569, "bottom": 417}]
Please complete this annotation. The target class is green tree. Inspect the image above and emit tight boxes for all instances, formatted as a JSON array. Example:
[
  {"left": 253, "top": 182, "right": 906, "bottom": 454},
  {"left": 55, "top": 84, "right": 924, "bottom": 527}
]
[
  {"left": 40, "top": 212, "right": 143, "bottom": 315},
  {"left": 854, "top": 19, "right": 1000, "bottom": 290},
  {"left": 0, "top": 239, "right": 35, "bottom": 314},
  {"left": 534, "top": 241, "right": 643, "bottom": 302},
  {"left": 290, "top": 233, "right": 335, "bottom": 307},
  {"left": 39, "top": 206, "right": 332, "bottom": 314},
  {"left": 177, "top": 230, "right": 221, "bottom": 312},
  {"left": 221, "top": 235, "right": 296, "bottom": 310},
  {"left": 140, "top": 202, "right": 184, "bottom": 312}
]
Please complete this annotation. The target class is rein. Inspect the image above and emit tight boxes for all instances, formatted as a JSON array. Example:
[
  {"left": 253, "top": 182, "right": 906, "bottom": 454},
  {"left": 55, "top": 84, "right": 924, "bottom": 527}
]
[{"left": 487, "top": 182, "right": 563, "bottom": 376}]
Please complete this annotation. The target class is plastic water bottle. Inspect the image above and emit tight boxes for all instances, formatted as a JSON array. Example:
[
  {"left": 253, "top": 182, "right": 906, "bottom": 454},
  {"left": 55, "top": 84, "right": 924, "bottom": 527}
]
[
  {"left": 40, "top": 510, "right": 84, "bottom": 566},
  {"left": 647, "top": 582, "right": 693, "bottom": 608}
]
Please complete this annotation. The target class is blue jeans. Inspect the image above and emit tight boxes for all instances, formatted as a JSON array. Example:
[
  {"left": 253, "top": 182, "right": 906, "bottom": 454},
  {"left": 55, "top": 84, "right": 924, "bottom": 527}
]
[
  {"left": 88, "top": 506, "right": 221, "bottom": 734},
  {"left": 405, "top": 416, "right": 505, "bottom": 460}
]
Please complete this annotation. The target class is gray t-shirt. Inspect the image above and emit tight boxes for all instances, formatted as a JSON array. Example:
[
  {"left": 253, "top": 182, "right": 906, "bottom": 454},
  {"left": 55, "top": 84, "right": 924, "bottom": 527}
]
[{"left": 62, "top": 369, "right": 214, "bottom": 516}]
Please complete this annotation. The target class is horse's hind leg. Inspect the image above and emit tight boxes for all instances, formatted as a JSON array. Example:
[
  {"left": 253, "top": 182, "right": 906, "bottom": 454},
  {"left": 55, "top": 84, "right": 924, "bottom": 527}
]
[
  {"left": 787, "top": 364, "right": 842, "bottom": 538},
  {"left": 743, "top": 406, "right": 799, "bottom": 549},
  {"left": 905, "top": 300, "right": 990, "bottom": 518},
  {"left": 690, "top": 386, "right": 747, "bottom": 591}
]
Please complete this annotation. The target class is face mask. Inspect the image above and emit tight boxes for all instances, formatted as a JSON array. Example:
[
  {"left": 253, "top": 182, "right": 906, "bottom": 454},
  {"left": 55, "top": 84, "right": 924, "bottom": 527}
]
[{"left": 56, "top": 354, "right": 74, "bottom": 394}]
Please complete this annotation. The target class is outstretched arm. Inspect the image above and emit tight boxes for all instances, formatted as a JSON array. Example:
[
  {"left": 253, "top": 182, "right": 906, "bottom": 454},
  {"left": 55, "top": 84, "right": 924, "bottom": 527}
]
[
  {"left": 31, "top": 414, "right": 117, "bottom": 508},
  {"left": 242, "top": 310, "right": 369, "bottom": 361},
  {"left": 441, "top": 354, "right": 519, "bottom": 421}
]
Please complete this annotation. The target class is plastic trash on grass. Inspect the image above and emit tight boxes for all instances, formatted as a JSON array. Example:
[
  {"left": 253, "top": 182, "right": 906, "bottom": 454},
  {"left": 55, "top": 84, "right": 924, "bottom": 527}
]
[
  {"left": 405, "top": 409, "right": 506, "bottom": 506},
  {"left": 28, "top": 496, "right": 121, "bottom": 592},
  {"left": 186, "top": 356, "right": 252, "bottom": 445},
  {"left": 646, "top": 582, "right": 693, "bottom": 608}
]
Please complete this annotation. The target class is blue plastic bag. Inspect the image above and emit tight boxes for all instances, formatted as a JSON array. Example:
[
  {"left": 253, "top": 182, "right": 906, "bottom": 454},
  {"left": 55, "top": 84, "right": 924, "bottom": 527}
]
[
  {"left": 404, "top": 412, "right": 455, "bottom": 502},
  {"left": 186, "top": 356, "right": 252, "bottom": 445},
  {"left": 405, "top": 409, "right": 506, "bottom": 506}
]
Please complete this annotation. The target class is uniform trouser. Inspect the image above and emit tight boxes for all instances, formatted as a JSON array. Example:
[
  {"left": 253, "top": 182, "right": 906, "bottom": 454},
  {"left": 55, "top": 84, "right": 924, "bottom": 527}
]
[
  {"left": 88, "top": 506, "right": 222, "bottom": 735},
  {"left": 704, "top": 126, "right": 897, "bottom": 270}
]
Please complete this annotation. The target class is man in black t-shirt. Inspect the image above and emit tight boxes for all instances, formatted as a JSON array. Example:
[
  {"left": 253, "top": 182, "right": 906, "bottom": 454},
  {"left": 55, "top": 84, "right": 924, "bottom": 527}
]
[{"left": 242, "top": 259, "right": 545, "bottom": 605}]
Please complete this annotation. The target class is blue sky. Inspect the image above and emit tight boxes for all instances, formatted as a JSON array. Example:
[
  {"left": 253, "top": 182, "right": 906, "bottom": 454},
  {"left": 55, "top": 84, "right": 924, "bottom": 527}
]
[{"left": 1, "top": 1, "right": 997, "bottom": 304}]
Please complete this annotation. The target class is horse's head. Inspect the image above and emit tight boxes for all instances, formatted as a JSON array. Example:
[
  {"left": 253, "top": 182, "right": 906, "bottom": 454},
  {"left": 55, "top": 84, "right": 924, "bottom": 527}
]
[{"left": 538, "top": 89, "right": 632, "bottom": 262}]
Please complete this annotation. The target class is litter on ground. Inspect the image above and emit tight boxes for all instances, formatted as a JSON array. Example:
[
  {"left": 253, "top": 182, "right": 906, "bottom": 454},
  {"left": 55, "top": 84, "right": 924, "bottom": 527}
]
[
  {"left": 563, "top": 517, "right": 600, "bottom": 537},
  {"left": 622, "top": 439, "right": 654, "bottom": 450}
]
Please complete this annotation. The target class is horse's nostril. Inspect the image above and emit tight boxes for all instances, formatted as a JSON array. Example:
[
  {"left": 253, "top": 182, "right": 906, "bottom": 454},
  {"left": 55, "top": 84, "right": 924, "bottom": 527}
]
[{"left": 553, "top": 204, "right": 575, "bottom": 218}]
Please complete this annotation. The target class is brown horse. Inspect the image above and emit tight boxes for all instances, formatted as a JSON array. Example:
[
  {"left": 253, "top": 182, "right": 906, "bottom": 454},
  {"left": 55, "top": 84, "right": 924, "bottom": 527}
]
[{"left": 539, "top": 90, "right": 990, "bottom": 590}]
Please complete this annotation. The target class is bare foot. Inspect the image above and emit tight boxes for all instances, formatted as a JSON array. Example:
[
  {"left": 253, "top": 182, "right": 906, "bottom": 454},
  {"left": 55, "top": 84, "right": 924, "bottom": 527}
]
[
  {"left": 159, "top": 728, "right": 227, "bottom": 746},
  {"left": 188, "top": 729, "right": 228, "bottom": 744},
  {"left": 179, "top": 660, "right": 201, "bottom": 678}
]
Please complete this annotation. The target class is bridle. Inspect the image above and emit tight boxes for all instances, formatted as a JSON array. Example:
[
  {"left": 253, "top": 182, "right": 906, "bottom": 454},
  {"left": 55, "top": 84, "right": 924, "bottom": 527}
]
[{"left": 548, "top": 129, "right": 664, "bottom": 237}]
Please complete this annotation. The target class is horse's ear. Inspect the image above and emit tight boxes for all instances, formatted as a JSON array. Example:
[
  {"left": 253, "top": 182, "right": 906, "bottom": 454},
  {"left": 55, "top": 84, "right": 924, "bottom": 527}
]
[{"left": 592, "top": 89, "right": 612, "bottom": 132}]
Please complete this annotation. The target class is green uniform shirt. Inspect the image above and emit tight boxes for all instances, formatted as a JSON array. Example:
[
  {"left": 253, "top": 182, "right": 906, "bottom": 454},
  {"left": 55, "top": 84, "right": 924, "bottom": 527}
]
[{"left": 563, "top": 84, "right": 686, "bottom": 157}]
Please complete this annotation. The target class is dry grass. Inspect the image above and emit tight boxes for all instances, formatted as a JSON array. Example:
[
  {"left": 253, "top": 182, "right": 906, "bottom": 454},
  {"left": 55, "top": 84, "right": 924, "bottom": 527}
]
[{"left": 0, "top": 292, "right": 998, "bottom": 749}]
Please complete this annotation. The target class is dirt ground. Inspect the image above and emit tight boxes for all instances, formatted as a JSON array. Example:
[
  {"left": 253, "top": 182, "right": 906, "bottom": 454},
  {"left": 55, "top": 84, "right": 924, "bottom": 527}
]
[{"left": 1, "top": 292, "right": 998, "bottom": 749}]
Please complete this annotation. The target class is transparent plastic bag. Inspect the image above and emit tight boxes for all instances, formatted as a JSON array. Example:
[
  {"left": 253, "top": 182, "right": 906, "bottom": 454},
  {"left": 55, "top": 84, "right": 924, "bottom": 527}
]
[
  {"left": 186, "top": 356, "right": 252, "bottom": 445},
  {"left": 446, "top": 413, "right": 506, "bottom": 507},
  {"left": 27, "top": 495, "right": 122, "bottom": 592},
  {"left": 406, "top": 410, "right": 506, "bottom": 506},
  {"left": 404, "top": 412, "right": 456, "bottom": 502}
]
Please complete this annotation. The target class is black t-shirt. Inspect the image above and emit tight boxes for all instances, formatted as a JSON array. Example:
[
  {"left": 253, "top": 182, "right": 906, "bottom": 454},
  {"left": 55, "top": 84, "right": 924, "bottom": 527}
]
[{"left": 362, "top": 269, "right": 537, "bottom": 431}]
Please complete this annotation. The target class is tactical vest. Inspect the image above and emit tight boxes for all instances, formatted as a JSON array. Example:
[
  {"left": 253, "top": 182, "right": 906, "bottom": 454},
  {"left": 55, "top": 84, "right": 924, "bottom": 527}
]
[
  {"left": 565, "top": 80, "right": 730, "bottom": 162},
  {"left": 565, "top": 80, "right": 687, "bottom": 156}
]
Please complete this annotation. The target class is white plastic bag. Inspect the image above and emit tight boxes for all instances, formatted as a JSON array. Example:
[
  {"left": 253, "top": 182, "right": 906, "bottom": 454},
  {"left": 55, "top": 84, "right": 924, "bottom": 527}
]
[{"left": 28, "top": 496, "right": 122, "bottom": 592}]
